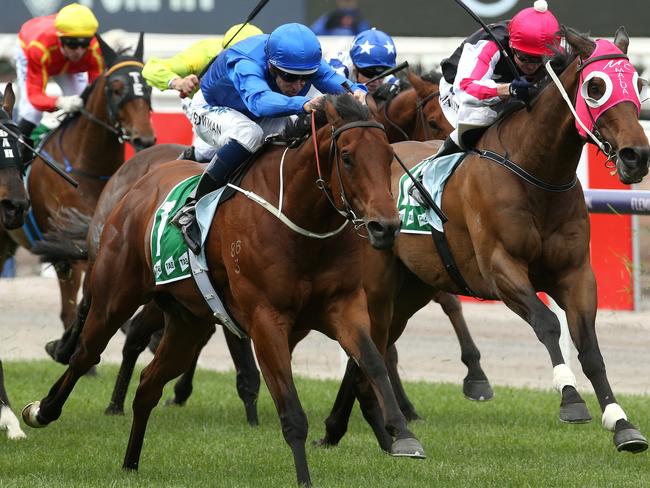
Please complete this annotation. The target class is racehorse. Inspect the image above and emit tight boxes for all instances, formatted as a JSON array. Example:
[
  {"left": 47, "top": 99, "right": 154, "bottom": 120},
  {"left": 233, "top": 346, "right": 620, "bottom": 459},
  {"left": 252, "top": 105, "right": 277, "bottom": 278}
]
[
  {"left": 0, "top": 83, "right": 28, "bottom": 440},
  {"left": 2, "top": 34, "right": 155, "bottom": 335},
  {"left": 22, "top": 94, "right": 425, "bottom": 486},
  {"left": 316, "top": 27, "right": 650, "bottom": 454}
]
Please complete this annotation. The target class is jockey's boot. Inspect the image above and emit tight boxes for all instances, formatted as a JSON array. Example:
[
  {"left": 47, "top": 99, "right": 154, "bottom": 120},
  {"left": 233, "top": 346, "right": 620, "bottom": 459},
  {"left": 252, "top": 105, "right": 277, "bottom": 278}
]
[
  {"left": 17, "top": 119, "right": 36, "bottom": 167},
  {"left": 172, "top": 140, "right": 252, "bottom": 254},
  {"left": 433, "top": 136, "right": 461, "bottom": 159}
]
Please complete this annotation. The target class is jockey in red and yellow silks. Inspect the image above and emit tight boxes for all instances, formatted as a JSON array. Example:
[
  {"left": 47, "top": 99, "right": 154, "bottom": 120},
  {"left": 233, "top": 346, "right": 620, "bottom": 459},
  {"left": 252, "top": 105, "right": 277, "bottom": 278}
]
[{"left": 15, "top": 3, "right": 103, "bottom": 144}]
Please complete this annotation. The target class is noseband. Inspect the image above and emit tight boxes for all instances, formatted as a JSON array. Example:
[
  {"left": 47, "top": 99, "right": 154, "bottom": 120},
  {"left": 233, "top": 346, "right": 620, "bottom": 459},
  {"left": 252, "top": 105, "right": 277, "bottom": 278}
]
[{"left": 311, "top": 114, "right": 386, "bottom": 231}]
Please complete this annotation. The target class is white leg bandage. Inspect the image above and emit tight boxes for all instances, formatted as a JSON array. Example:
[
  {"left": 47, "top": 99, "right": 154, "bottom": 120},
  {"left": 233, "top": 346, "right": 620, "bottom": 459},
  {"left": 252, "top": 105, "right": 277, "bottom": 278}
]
[
  {"left": 0, "top": 405, "right": 26, "bottom": 440},
  {"left": 602, "top": 403, "right": 627, "bottom": 432},
  {"left": 552, "top": 364, "right": 577, "bottom": 393}
]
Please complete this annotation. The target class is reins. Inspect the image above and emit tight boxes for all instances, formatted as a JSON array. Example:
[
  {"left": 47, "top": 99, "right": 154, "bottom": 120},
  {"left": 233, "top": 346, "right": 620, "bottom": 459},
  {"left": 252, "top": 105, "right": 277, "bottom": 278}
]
[{"left": 382, "top": 89, "right": 440, "bottom": 142}]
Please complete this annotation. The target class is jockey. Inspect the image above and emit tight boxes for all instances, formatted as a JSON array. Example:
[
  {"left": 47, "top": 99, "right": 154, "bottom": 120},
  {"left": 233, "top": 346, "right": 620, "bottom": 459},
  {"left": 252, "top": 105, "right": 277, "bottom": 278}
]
[
  {"left": 174, "top": 22, "right": 368, "bottom": 253},
  {"left": 142, "top": 23, "right": 263, "bottom": 161},
  {"left": 328, "top": 28, "right": 399, "bottom": 97},
  {"left": 15, "top": 3, "right": 102, "bottom": 145},
  {"left": 437, "top": 0, "right": 560, "bottom": 157}
]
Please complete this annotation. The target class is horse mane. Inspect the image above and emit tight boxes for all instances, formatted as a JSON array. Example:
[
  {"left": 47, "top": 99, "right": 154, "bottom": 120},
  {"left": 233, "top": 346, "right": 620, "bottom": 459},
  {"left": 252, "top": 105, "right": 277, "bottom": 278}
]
[{"left": 282, "top": 93, "right": 370, "bottom": 142}]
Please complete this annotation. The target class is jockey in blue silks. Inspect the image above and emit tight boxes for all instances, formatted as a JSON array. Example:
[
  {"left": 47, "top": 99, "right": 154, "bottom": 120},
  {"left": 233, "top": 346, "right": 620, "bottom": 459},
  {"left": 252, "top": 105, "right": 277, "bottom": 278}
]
[
  {"left": 175, "top": 23, "right": 368, "bottom": 253},
  {"left": 329, "top": 28, "right": 399, "bottom": 97}
]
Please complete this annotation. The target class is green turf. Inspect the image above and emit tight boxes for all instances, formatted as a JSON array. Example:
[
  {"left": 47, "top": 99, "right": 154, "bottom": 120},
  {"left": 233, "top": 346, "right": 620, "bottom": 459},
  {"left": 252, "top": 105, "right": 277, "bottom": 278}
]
[{"left": 1, "top": 360, "right": 649, "bottom": 487}]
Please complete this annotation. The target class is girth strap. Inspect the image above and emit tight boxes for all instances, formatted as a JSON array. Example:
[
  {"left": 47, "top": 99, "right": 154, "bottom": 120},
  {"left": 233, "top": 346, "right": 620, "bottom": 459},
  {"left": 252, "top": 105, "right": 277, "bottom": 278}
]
[
  {"left": 188, "top": 251, "right": 247, "bottom": 339},
  {"left": 430, "top": 228, "right": 479, "bottom": 298},
  {"left": 473, "top": 149, "right": 577, "bottom": 193}
]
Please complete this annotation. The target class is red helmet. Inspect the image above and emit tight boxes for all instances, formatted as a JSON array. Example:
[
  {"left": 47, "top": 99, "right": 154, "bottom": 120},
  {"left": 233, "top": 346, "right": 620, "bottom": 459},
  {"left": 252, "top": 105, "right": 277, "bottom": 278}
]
[{"left": 508, "top": 0, "right": 560, "bottom": 56}]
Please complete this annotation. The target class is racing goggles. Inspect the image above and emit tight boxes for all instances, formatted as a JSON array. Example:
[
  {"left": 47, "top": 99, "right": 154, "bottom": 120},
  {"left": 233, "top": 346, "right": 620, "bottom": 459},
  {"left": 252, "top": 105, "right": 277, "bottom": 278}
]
[
  {"left": 356, "top": 66, "right": 389, "bottom": 79},
  {"left": 273, "top": 67, "right": 313, "bottom": 83},
  {"left": 513, "top": 50, "right": 544, "bottom": 65},
  {"left": 60, "top": 37, "right": 91, "bottom": 49}
]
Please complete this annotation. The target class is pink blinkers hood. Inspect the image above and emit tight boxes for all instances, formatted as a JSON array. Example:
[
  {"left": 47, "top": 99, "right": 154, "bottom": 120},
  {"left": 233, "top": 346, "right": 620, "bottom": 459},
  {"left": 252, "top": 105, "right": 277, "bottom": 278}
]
[{"left": 574, "top": 39, "right": 641, "bottom": 139}]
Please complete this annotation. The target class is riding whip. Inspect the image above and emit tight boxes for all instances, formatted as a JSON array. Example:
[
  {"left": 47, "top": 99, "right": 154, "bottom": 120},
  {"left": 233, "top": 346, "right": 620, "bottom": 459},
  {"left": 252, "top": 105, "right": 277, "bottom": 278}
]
[
  {"left": 450, "top": 0, "right": 520, "bottom": 80},
  {"left": 0, "top": 121, "right": 79, "bottom": 188},
  {"left": 199, "top": 0, "right": 271, "bottom": 78}
]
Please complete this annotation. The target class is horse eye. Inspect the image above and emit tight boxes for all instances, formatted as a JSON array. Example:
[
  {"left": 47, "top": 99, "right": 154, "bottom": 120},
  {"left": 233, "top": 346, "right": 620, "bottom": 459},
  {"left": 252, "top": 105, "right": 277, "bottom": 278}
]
[
  {"left": 588, "top": 78, "right": 605, "bottom": 99},
  {"left": 341, "top": 152, "right": 352, "bottom": 167},
  {"left": 428, "top": 121, "right": 439, "bottom": 131}
]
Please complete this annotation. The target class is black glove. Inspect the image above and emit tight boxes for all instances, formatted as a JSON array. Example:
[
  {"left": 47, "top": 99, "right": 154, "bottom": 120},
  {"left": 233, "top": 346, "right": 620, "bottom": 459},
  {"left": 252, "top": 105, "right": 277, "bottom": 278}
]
[{"left": 509, "top": 78, "right": 535, "bottom": 101}]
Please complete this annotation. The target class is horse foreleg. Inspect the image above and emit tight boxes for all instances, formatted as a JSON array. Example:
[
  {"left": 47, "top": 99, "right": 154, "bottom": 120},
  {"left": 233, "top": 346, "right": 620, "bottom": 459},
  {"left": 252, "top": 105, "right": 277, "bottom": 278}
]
[
  {"left": 55, "top": 260, "right": 84, "bottom": 330},
  {"left": 221, "top": 326, "right": 260, "bottom": 426},
  {"left": 553, "top": 267, "right": 648, "bottom": 453},
  {"left": 250, "top": 309, "right": 311, "bottom": 487},
  {"left": 328, "top": 290, "right": 425, "bottom": 459},
  {"left": 431, "top": 291, "right": 493, "bottom": 401},
  {"left": 106, "top": 302, "right": 164, "bottom": 415},
  {"left": 491, "top": 251, "right": 590, "bottom": 423},
  {"left": 123, "top": 316, "right": 209, "bottom": 471}
]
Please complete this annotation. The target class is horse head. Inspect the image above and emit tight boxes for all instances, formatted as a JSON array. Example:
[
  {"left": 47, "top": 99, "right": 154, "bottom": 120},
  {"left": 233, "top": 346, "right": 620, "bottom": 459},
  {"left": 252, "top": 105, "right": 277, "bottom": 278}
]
[
  {"left": 93, "top": 33, "right": 156, "bottom": 151},
  {"left": 406, "top": 70, "right": 453, "bottom": 141},
  {"left": 0, "top": 84, "right": 28, "bottom": 229},
  {"left": 565, "top": 27, "right": 649, "bottom": 184},
  {"left": 321, "top": 94, "right": 400, "bottom": 249}
]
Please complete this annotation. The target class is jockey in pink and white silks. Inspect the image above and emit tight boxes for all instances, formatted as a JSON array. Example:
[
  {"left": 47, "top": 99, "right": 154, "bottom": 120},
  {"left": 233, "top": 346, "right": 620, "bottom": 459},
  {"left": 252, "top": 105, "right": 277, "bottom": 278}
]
[
  {"left": 436, "top": 0, "right": 560, "bottom": 157},
  {"left": 175, "top": 23, "right": 367, "bottom": 253},
  {"left": 328, "top": 28, "right": 400, "bottom": 97}
]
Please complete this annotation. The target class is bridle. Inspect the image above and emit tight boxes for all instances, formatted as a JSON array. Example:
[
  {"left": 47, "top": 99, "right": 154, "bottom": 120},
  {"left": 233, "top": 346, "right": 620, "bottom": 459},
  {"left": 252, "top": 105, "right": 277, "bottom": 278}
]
[
  {"left": 0, "top": 111, "right": 23, "bottom": 174},
  {"left": 311, "top": 113, "right": 386, "bottom": 233},
  {"left": 80, "top": 59, "right": 152, "bottom": 144},
  {"left": 382, "top": 88, "right": 440, "bottom": 142}
]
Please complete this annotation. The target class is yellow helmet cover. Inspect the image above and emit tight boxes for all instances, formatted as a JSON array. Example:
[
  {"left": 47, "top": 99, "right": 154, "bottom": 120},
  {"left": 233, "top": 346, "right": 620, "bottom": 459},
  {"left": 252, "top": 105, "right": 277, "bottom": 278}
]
[{"left": 55, "top": 3, "right": 99, "bottom": 38}]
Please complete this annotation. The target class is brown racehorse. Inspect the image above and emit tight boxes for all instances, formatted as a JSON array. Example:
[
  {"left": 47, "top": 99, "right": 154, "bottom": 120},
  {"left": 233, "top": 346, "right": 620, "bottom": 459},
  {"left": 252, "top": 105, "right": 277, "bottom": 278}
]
[
  {"left": 39, "top": 144, "right": 261, "bottom": 424},
  {"left": 317, "top": 28, "right": 650, "bottom": 454},
  {"left": 22, "top": 94, "right": 425, "bottom": 486},
  {"left": 3, "top": 34, "right": 155, "bottom": 335},
  {"left": 0, "top": 83, "right": 29, "bottom": 440}
]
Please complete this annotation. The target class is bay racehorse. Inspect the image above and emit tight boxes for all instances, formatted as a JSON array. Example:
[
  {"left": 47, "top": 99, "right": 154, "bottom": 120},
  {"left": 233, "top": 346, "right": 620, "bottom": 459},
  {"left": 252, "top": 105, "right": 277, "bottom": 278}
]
[
  {"left": 22, "top": 94, "right": 425, "bottom": 486},
  {"left": 317, "top": 27, "right": 650, "bottom": 454},
  {"left": 3, "top": 34, "right": 155, "bottom": 336},
  {"left": 0, "top": 83, "right": 28, "bottom": 440},
  {"left": 39, "top": 144, "right": 261, "bottom": 424}
]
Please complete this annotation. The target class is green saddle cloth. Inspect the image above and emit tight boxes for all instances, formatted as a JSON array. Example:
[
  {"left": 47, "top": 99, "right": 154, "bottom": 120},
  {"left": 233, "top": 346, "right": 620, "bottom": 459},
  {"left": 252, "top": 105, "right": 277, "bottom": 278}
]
[{"left": 150, "top": 174, "right": 201, "bottom": 284}]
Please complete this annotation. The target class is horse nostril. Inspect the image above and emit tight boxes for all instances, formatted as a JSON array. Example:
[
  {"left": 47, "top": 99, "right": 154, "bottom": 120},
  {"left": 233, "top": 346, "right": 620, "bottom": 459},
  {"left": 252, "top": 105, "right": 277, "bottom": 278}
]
[
  {"left": 619, "top": 146, "right": 650, "bottom": 166},
  {"left": 367, "top": 220, "right": 387, "bottom": 237}
]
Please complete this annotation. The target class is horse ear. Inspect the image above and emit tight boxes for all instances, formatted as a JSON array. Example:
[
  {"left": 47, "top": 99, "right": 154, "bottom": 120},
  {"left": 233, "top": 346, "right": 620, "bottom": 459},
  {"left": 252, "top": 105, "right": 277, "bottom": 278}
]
[
  {"left": 407, "top": 70, "right": 429, "bottom": 97},
  {"left": 564, "top": 27, "right": 596, "bottom": 59},
  {"left": 614, "top": 26, "right": 629, "bottom": 54},
  {"left": 2, "top": 83, "right": 15, "bottom": 118},
  {"left": 134, "top": 32, "right": 145, "bottom": 61},
  {"left": 95, "top": 33, "right": 117, "bottom": 68},
  {"left": 324, "top": 98, "right": 343, "bottom": 127}
]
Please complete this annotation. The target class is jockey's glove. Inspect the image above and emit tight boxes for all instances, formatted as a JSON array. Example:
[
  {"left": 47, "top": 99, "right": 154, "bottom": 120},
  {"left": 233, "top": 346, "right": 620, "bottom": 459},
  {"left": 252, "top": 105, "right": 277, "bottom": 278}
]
[
  {"left": 55, "top": 95, "right": 84, "bottom": 113},
  {"left": 509, "top": 78, "right": 535, "bottom": 102}
]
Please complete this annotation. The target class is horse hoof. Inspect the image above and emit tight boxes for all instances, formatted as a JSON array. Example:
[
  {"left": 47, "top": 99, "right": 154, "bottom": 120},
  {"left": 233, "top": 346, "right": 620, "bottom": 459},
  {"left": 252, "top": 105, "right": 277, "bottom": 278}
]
[
  {"left": 312, "top": 437, "right": 337, "bottom": 448},
  {"left": 390, "top": 438, "right": 426, "bottom": 459},
  {"left": 104, "top": 405, "right": 125, "bottom": 416},
  {"left": 164, "top": 397, "right": 185, "bottom": 407},
  {"left": 44, "top": 340, "right": 59, "bottom": 361},
  {"left": 463, "top": 379, "right": 494, "bottom": 401},
  {"left": 615, "top": 429, "right": 649, "bottom": 453},
  {"left": 559, "top": 402, "right": 592, "bottom": 423},
  {"left": 21, "top": 402, "right": 46, "bottom": 428}
]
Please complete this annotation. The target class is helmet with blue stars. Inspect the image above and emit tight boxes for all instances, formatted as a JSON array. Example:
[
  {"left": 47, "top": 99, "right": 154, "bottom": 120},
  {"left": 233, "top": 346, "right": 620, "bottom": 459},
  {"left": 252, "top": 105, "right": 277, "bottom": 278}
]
[
  {"left": 266, "top": 23, "right": 322, "bottom": 74},
  {"left": 349, "top": 28, "right": 397, "bottom": 69}
]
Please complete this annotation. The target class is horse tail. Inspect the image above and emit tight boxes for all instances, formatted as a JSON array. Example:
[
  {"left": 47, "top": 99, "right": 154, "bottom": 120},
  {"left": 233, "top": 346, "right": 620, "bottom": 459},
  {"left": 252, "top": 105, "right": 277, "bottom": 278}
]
[{"left": 31, "top": 208, "right": 91, "bottom": 262}]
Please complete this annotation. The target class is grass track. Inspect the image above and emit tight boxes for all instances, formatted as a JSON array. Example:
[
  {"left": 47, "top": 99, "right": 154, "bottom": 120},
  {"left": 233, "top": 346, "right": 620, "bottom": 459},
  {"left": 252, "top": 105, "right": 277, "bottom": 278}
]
[{"left": 1, "top": 360, "right": 649, "bottom": 487}]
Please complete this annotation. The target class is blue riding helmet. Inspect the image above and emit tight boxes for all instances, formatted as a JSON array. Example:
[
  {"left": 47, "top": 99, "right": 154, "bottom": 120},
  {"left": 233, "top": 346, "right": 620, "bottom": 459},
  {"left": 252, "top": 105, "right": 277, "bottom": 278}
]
[
  {"left": 350, "top": 28, "right": 397, "bottom": 69},
  {"left": 266, "top": 23, "right": 322, "bottom": 74}
]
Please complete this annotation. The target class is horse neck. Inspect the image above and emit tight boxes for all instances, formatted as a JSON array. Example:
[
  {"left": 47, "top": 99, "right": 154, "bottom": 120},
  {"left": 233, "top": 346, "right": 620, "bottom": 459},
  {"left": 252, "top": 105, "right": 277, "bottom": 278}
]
[
  {"left": 62, "top": 76, "right": 124, "bottom": 176},
  {"left": 489, "top": 60, "right": 584, "bottom": 184},
  {"left": 275, "top": 128, "right": 347, "bottom": 236}
]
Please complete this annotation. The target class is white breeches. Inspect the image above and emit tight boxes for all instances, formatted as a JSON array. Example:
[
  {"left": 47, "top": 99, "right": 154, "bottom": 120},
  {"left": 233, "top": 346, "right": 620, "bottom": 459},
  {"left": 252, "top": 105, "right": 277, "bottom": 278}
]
[{"left": 184, "top": 89, "right": 290, "bottom": 154}]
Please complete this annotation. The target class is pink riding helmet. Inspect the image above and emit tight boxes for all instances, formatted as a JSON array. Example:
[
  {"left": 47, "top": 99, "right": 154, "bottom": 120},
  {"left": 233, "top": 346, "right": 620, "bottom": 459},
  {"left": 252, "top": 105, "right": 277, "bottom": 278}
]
[
  {"left": 508, "top": 0, "right": 560, "bottom": 56},
  {"left": 574, "top": 39, "right": 647, "bottom": 140}
]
